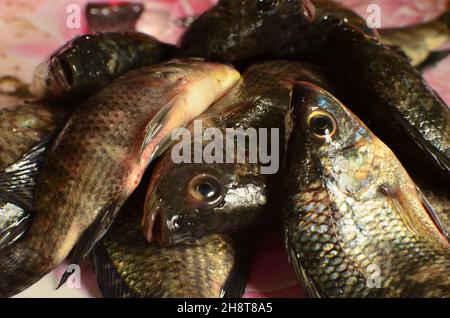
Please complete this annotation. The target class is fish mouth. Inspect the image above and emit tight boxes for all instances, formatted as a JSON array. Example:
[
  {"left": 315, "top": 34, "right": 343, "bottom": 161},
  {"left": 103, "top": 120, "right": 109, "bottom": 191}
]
[
  {"left": 300, "top": 0, "right": 316, "bottom": 22},
  {"left": 142, "top": 194, "right": 171, "bottom": 247},
  {"left": 50, "top": 58, "right": 74, "bottom": 95}
]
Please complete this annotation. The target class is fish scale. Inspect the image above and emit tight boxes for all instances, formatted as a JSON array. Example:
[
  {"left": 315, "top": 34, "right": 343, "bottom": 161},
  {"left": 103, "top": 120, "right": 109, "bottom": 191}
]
[
  {"left": 94, "top": 199, "right": 241, "bottom": 298},
  {"left": 282, "top": 83, "right": 449, "bottom": 298},
  {"left": 141, "top": 60, "right": 336, "bottom": 247},
  {"left": 0, "top": 59, "right": 240, "bottom": 297},
  {"left": 0, "top": 102, "right": 65, "bottom": 170}
]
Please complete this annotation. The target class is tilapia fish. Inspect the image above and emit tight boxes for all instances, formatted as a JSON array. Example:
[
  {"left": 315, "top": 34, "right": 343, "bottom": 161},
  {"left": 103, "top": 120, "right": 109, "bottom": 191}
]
[
  {"left": 0, "top": 59, "right": 239, "bottom": 297},
  {"left": 268, "top": 0, "right": 377, "bottom": 62},
  {"left": 178, "top": 0, "right": 316, "bottom": 62},
  {"left": 93, "top": 192, "right": 247, "bottom": 298},
  {"left": 380, "top": 10, "right": 450, "bottom": 67},
  {"left": 0, "top": 101, "right": 66, "bottom": 170},
  {"left": 326, "top": 20, "right": 450, "bottom": 185},
  {"left": 31, "top": 32, "right": 174, "bottom": 103},
  {"left": 142, "top": 60, "right": 335, "bottom": 246},
  {"left": 281, "top": 82, "right": 450, "bottom": 298}
]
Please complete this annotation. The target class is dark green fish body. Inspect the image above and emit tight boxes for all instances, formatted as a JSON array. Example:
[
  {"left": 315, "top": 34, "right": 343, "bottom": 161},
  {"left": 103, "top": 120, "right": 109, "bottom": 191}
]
[
  {"left": 93, "top": 193, "right": 246, "bottom": 298},
  {"left": 32, "top": 32, "right": 174, "bottom": 103},
  {"left": 0, "top": 60, "right": 239, "bottom": 297},
  {"left": 327, "top": 20, "right": 450, "bottom": 186},
  {"left": 142, "top": 61, "right": 335, "bottom": 246},
  {"left": 282, "top": 83, "right": 450, "bottom": 298},
  {"left": 0, "top": 101, "right": 66, "bottom": 170},
  {"left": 380, "top": 10, "right": 450, "bottom": 66},
  {"left": 268, "top": 0, "right": 377, "bottom": 63},
  {"left": 178, "top": 0, "right": 315, "bottom": 62}
]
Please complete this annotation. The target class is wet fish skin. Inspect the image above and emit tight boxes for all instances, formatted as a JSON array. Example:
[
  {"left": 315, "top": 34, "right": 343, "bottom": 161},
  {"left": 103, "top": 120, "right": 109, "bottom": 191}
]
[
  {"left": 93, "top": 192, "right": 246, "bottom": 298},
  {"left": 267, "top": 0, "right": 377, "bottom": 62},
  {"left": 282, "top": 82, "right": 449, "bottom": 298},
  {"left": 0, "top": 101, "right": 67, "bottom": 247},
  {"left": 178, "top": 0, "right": 316, "bottom": 62},
  {"left": 32, "top": 32, "right": 174, "bottom": 102},
  {"left": 326, "top": 20, "right": 450, "bottom": 185},
  {"left": 0, "top": 101, "right": 66, "bottom": 170},
  {"left": 0, "top": 60, "right": 240, "bottom": 297},
  {"left": 142, "top": 61, "right": 335, "bottom": 247},
  {"left": 380, "top": 10, "right": 450, "bottom": 66}
]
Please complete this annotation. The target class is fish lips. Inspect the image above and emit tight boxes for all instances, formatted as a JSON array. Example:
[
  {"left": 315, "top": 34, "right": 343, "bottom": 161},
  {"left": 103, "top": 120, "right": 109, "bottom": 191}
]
[{"left": 142, "top": 193, "right": 172, "bottom": 247}]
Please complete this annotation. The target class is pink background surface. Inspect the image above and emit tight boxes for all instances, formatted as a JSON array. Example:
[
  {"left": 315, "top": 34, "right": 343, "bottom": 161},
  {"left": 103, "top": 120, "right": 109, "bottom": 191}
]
[{"left": 0, "top": 0, "right": 449, "bottom": 298}]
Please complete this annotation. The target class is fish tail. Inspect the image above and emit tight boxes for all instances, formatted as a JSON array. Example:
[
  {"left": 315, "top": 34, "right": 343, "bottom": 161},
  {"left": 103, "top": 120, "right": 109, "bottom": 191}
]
[{"left": 0, "top": 240, "right": 54, "bottom": 297}]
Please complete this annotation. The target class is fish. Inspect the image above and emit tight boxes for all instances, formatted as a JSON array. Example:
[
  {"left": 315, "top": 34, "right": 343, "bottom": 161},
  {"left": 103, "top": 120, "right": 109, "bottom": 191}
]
[
  {"left": 31, "top": 32, "right": 175, "bottom": 103},
  {"left": 0, "top": 101, "right": 67, "bottom": 247},
  {"left": 326, "top": 19, "right": 450, "bottom": 186},
  {"left": 0, "top": 59, "right": 240, "bottom": 297},
  {"left": 142, "top": 60, "right": 335, "bottom": 247},
  {"left": 267, "top": 0, "right": 378, "bottom": 63},
  {"left": 178, "top": 0, "right": 316, "bottom": 62},
  {"left": 281, "top": 82, "right": 450, "bottom": 298},
  {"left": 86, "top": 2, "right": 145, "bottom": 33},
  {"left": 380, "top": 10, "right": 450, "bottom": 67},
  {"left": 0, "top": 101, "right": 66, "bottom": 170},
  {"left": 92, "top": 190, "right": 247, "bottom": 298}
]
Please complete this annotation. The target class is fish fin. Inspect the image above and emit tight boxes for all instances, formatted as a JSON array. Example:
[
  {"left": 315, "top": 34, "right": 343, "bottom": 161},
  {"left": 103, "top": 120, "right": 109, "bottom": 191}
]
[
  {"left": 0, "top": 135, "right": 52, "bottom": 210},
  {"left": 0, "top": 212, "right": 31, "bottom": 249},
  {"left": 57, "top": 199, "right": 126, "bottom": 289},
  {"left": 417, "top": 50, "right": 450, "bottom": 72},
  {"left": 220, "top": 235, "right": 250, "bottom": 298},
  {"left": 415, "top": 186, "right": 450, "bottom": 243},
  {"left": 139, "top": 104, "right": 174, "bottom": 163},
  {"left": 286, "top": 234, "right": 327, "bottom": 298},
  {"left": 91, "top": 243, "right": 140, "bottom": 298}
]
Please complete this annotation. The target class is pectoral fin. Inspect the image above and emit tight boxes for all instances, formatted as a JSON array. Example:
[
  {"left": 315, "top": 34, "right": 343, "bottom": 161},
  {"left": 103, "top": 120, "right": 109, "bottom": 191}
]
[
  {"left": 416, "top": 186, "right": 450, "bottom": 243},
  {"left": 0, "top": 135, "right": 52, "bottom": 211},
  {"left": 139, "top": 101, "right": 176, "bottom": 165},
  {"left": 57, "top": 198, "right": 126, "bottom": 288}
]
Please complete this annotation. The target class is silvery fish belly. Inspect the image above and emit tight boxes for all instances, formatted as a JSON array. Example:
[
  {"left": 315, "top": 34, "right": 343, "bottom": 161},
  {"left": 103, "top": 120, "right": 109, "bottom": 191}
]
[{"left": 281, "top": 82, "right": 450, "bottom": 298}]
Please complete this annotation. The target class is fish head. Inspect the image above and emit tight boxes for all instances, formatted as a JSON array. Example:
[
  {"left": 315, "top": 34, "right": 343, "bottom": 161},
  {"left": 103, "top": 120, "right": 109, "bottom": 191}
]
[
  {"left": 142, "top": 156, "right": 267, "bottom": 247},
  {"left": 31, "top": 36, "right": 89, "bottom": 98},
  {"left": 287, "top": 82, "right": 375, "bottom": 192},
  {"left": 181, "top": 0, "right": 316, "bottom": 61}
]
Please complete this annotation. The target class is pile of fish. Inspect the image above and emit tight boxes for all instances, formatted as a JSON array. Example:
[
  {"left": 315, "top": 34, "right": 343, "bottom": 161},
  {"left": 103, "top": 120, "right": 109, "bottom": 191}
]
[{"left": 0, "top": 0, "right": 449, "bottom": 298}]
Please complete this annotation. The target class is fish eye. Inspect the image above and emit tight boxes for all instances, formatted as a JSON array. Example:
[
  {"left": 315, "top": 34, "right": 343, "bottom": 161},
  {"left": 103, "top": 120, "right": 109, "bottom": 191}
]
[
  {"left": 256, "top": 0, "right": 278, "bottom": 12},
  {"left": 307, "top": 110, "right": 338, "bottom": 141},
  {"left": 187, "top": 173, "right": 223, "bottom": 206}
]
